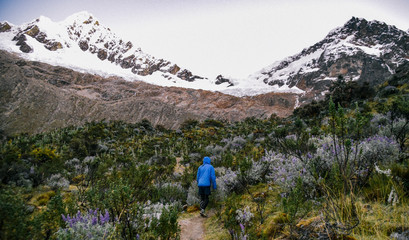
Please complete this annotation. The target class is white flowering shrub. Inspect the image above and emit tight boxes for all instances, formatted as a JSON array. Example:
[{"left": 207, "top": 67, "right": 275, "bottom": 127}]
[
  {"left": 46, "top": 173, "right": 69, "bottom": 190},
  {"left": 219, "top": 168, "right": 241, "bottom": 193},
  {"left": 369, "top": 114, "right": 390, "bottom": 133},
  {"left": 213, "top": 178, "right": 228, "bottom": 202},
  {"left": 264, "top": 151, "right": 313, "bottom": 193},
  {"left": 262, "top": 133, "right": 400, "bottom": 196},
  {"left": 359, "top": 135, "right": 399, "bottom": 165},
  {"left": 204, "top": 145, "right": 225, "bottom": 164},
  {"left": 370, "top": 113, "right": 409, "bottom": 152},
  {"left": 128, "top": 201, "right": 180, "bottom": 239},
  {"left": 154, "top": 182, "right": 186, "bottom": 203},
  {"left": 186, "top": 153, "right": 201, "bottom": 164},
  {"left": 313, "top": 135, "right": 399, "bottom": 182},
  {"left": 186, "top": 181, "right": 200, "bottom": 206},
  {"left": 141, "top": 201, "right": 181, "bottom": 227},
  {"left": 243, "top": 158, "right": 269, "bottom": 185},
  {"left": 222, "top": 136, "right": 247, "bottom": 152},
  {"left": 235, "top": 206, "right": 254, "bottom": 225},
  {"left": 64, "top": 156, "right": 97, "bottom": 179},
  {"left": 232, "top": 206, "right": 254, "bottom": 240}
]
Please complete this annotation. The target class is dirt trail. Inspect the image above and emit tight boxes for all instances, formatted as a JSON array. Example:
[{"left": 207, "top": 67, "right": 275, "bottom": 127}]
[
  {"left": 179, "top": 210, "right": 216, "bottom": 240},
  {"left": 179, "top": 214, "right": 206, "bottom": 240}
]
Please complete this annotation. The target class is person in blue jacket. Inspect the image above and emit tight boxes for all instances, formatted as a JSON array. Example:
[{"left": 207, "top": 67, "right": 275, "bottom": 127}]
[{"left": 197, "top": 156, "right": 217, "bottom": 217}]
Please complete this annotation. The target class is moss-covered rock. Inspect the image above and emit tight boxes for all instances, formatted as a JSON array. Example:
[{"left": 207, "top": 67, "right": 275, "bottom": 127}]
[
  {"left": 0, "top": 22, "right": 11, "bottom": 32},
  {"left": 45, "top": 41, "right": 63, "bottom": 51},
  {"left": 25, "top": 25, "right": 40, "bottom": 37}
]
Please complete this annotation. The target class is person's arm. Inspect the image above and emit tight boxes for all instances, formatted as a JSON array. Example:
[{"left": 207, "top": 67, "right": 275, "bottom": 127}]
[{"left": 211, "top": 167, "right": 217, "bottom": 190}]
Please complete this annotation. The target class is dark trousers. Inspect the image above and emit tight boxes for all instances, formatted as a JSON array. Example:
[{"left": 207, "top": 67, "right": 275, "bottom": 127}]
[{"left": 198, "top": 186, "right": 210, "bottom": 210}]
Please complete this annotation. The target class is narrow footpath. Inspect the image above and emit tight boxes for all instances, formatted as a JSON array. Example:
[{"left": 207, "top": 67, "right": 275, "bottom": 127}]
[{"left": 179, "top": 213, "right": 206, "bottom": 240}]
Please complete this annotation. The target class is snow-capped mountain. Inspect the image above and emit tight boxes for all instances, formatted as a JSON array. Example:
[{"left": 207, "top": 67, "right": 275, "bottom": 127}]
[
  {"left": 0, "top": 12, "right": 222, "bottom": 88},
  {"left": 0, "top": 14, "right": 408, "bottom": 101},
  {"left": 0, "top": 11, "right": 309, "bottom": 97},
  {"left": 249, "top": 17, "right": 409, "bottom": 102}
]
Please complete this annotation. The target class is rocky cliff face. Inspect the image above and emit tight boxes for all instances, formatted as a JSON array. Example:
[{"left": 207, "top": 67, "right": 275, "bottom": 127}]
[
  {"left": 249, "top": 17, "right": 409, "bottom": 104},
  {"left": 0, "top": 50, "right": 295, "bottom": 135}
]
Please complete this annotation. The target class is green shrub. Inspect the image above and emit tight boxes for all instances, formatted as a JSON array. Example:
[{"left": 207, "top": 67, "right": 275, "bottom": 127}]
[
  {"left": 152, "top": 206, "right": 180, "bottom": 239},
  {"left": 0, "top": 188, "right": 31, "bottom": 240}
]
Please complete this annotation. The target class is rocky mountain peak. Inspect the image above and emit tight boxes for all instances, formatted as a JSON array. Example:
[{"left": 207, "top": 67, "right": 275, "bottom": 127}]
[
  {"left": 62, "top": 11, "right": 96, "bottom": 25},
  {"left": 250, "top": 17, "right": 409, "bottom": 106},
  {"left": 0, "top": 12, "right": 206, "bottom": 85},
  {"left": 328, "top": 17, "right": 407, "bottom": 46}
]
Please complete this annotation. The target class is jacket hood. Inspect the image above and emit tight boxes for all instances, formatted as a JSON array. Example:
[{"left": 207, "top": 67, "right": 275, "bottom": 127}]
[{"left": 203, "top": 156, "right": 211, "bottom": 165}]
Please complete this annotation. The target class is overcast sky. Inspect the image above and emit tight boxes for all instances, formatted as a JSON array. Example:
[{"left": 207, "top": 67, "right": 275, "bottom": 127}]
[{"left": 1, "top": 0, "right": 408, "bottom": 78}]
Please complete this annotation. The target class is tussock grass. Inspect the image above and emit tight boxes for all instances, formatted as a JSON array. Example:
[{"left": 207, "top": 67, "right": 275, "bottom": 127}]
[
  {"left": 204, "top": 213, "right": 230, "bottom": 240},
  {"left": 353, "top": 199, "right": 409, "bottom": 239},
  {"left": 204, "top": 181, "right": 409, "bottom": 239}
]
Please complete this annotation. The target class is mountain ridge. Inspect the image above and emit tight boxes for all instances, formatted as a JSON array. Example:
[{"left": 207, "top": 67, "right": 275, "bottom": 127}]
[
  {"left": 0, "top": 49, "right": 295, "bottom": 135},
  {"left": 0, "top": 11, "right": 308, "bottom": 96}
]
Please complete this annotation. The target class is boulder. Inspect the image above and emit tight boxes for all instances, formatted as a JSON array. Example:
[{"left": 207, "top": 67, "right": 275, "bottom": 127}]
[
  {"left": 169, "top": 64, "right": 180, "bottom": 75},
  {"left": 97, "top": 49, "right": 107, "bottom": 60},
  {"left": 215, "top": 75, "right": 234, "bottom": 86},
  {"left": 35, "top": 32, "right": 48, "bottom": 43},
  {"left": 108, "top": 53, "right": 116, "bottom": 62},
  {"left": 45, "top": 41, "right": 63, "bottom": 51},
  {"left": 120, "top": 55, "right": 135, "bottom": 69},
  {"left": 79, "top": 40, "right": 89, "bottom": 51},
  {"left": 14, "top": 34, "right": 27, "bottom": 46},
  {"left": 19, "top": 42, "right": 33, "bottom": 53},
  {"left": 13, "top": 35, "right": 32, "bottom": 53},
  {"left": 177, "top": 69, "right": 194, "bottom": 82}
]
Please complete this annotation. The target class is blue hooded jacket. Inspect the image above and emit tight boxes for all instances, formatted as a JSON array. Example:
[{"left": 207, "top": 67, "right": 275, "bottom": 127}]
[{"left": 197, "top": 157, "right": 217, "bottom": 189}]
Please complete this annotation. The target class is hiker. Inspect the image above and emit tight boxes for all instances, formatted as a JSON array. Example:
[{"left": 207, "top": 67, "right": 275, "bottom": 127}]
[{"left": 197, "top": 156, "right": 217, "bottom": 217}]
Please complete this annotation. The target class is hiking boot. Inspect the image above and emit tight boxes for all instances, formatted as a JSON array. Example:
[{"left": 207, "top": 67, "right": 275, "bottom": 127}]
[{"left": 200, "top": 209, "right": 208, "bottom": 217}]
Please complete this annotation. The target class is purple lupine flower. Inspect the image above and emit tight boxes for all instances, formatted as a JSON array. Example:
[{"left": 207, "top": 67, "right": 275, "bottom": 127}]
[
  {"left": 240, "top": 223, "right": 245, "bottom": 232},
  {"left": 92, "top": 217, "right": 98, "bottom": 225},
  {"left": 100, "top": 210, "right": 110, "bottom": 224}
]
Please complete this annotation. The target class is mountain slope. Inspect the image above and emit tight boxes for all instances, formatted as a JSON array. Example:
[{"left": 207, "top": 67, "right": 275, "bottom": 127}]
[
  {"left": 249, "top": 17, "right": 409, "bottom": 104},
  {"left": 0, "top": 50, "right": 296, "bottom": 135}
]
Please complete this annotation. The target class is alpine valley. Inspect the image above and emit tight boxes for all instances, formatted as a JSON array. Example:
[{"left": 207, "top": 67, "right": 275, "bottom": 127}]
[{"left": 0, "top": 12, "right": 408, "bottom": 135}]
